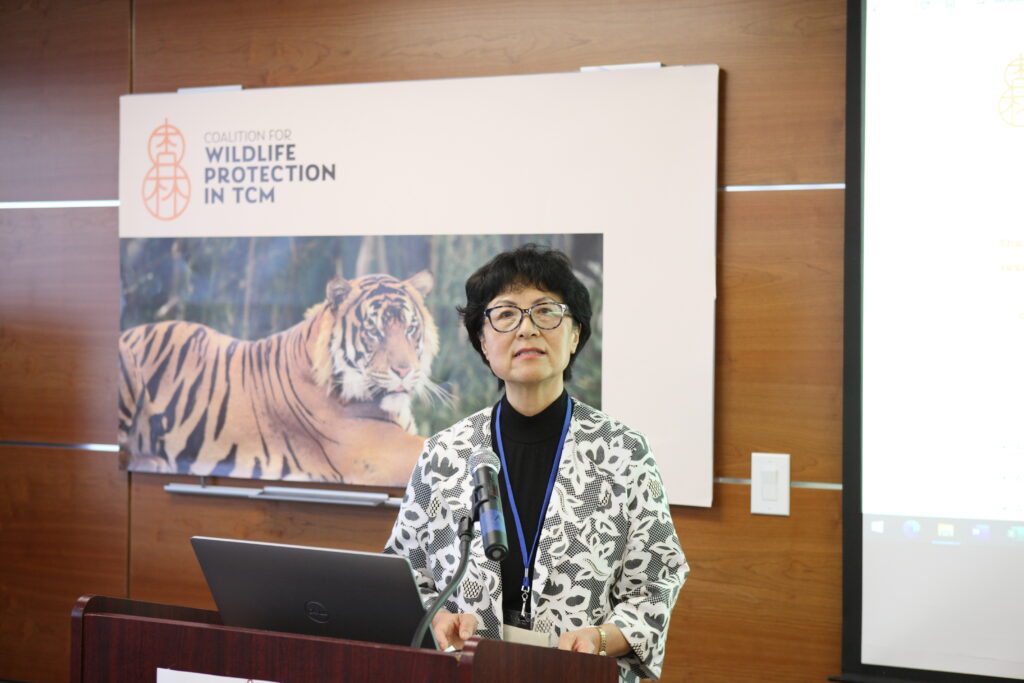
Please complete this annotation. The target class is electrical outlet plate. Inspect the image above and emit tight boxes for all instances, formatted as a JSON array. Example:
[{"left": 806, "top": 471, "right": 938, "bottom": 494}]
[{"left": 751, "top": 452, "right": 790, "bottom": 516}]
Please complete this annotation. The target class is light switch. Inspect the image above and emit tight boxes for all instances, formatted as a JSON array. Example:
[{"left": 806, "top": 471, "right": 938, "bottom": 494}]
[
  {"left": 762, "top": 470, "right": 778, "bottom": 501},
  {"left": 751, "top": 452, "right": 790, "bottom": 516}
]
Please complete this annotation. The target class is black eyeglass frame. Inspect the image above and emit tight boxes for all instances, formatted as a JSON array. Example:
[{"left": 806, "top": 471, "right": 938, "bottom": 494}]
[{"left": 483, "top": 302, "right": 571, "bottom": 333}]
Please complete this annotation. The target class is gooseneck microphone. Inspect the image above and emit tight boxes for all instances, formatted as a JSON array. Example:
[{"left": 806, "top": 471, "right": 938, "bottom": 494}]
[
  {"left": 410, "top": 450, "right": 508, "bottom": 648},
  {"left": 469, "top": 449, "right": 509, "bottom": 562}
]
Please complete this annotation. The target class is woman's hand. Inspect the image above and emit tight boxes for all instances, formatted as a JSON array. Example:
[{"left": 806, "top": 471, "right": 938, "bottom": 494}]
[
  {"left": 557, "top": 627, "right": 600, "bottom": 654},
  {"left": 556, "top": 622, "right": 630, "bottom": 657},
  {"left": 431, "top": 609, "right": 478, "bottom": 650}
]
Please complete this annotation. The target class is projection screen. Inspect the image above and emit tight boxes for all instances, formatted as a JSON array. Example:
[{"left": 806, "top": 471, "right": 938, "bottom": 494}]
[{"left": 843, "top": 1, "right": 1024, "bottom": 681}]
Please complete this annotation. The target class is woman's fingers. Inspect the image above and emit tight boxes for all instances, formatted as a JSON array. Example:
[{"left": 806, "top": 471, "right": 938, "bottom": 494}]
[
  {"left": 557, "top": 629, "right": 598, "bottom": 654},
  {"left": 432, "top": 610, "right": 456, "bottom": 649},
  {"left": 456, "top": 613, "right": 478, "bottom": 642},
  {"left": 431, "top": 610, "right": 478, "bottom": 649}
]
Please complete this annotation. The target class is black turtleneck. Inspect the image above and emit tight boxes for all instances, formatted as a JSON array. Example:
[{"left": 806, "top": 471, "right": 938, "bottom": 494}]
[{"left": 490, "top": 390, "right": 569, "bottom": 622}]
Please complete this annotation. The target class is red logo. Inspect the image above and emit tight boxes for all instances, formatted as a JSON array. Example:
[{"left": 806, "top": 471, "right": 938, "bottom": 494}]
[{"left": 142, "top": 119, "right": 191, "bottom": 220}]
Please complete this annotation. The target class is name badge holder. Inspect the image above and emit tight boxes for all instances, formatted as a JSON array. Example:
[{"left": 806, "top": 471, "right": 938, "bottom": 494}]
[{"left": 494, "top": 397, "right": 573, "bottom": 630}]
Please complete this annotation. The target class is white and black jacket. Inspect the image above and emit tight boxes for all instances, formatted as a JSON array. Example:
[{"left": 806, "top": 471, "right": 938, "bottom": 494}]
[{"left": 384, "top": 399, "right": 688, "bottom": 681}]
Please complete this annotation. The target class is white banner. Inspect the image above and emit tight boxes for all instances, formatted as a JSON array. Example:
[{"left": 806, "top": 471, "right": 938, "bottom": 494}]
[{"left": 119, "top": 65, "right": 718, "bottom": 506}]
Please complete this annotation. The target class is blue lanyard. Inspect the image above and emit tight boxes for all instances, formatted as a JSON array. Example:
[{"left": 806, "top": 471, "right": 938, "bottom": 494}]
[{"left": 494, "top": 396, "right": 573, "bottom": 618}]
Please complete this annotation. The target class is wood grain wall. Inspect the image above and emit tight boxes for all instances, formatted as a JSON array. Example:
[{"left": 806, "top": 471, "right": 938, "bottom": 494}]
[{"left": 0, "top": 0, "right": 846, "bottom": 681}]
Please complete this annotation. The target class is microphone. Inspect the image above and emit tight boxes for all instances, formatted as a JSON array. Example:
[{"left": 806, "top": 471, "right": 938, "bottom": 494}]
[
  {"left": 412, "top": 511, "right": 474, "bottom": 648},
  {"left": 469, "top": 449, "right": 508, "bottom": 562}
]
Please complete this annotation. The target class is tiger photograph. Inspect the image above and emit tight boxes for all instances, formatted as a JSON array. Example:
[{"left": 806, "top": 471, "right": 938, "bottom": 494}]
[{"left": 118, "top": 234, "right": 603, "bottom": 487}]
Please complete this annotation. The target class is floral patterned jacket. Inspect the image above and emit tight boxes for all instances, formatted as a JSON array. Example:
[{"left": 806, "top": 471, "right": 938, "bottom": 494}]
[{"left": 384, "top": 399, "right": 688, "bottom": 681}]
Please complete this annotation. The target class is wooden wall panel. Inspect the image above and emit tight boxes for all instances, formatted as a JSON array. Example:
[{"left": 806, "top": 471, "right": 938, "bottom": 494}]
[
  {"left": 0, "top": 0, "right": 129, "bottom": 200},
  {"left": 132, "top": 0, "right": 845, "bottom": 186},
  {"left": 0, "top": 208, "right": 120, "bottom": 445},
  {"left": 128, "top": 474, "right": 399, "bottom": 609},
  {"left": 666, "top": 484, "right": 842, "bottom": 682},
  {"left": 0, "top": 0, "right": 852, "bottom": 681},
  {"left": 715, "top": 189, "right": 844, "bottom": 483},
  {"left": 0, "top": 446, "right": 128, "bottom": 683}
]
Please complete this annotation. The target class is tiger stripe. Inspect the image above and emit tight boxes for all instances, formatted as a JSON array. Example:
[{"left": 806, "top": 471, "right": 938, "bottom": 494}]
[{"left": 117, "top": 272, "right": 443, "bottom": 485}]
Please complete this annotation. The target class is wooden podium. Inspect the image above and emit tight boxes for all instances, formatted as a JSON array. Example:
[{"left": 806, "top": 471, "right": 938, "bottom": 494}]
[{"left": 70, "top": 595, "right": 618, "bottom": 683}]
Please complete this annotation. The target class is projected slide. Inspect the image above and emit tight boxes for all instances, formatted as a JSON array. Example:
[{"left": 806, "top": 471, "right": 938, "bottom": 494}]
[{"left": 861, "top": 0, "right": 1024, "bottom": 678}]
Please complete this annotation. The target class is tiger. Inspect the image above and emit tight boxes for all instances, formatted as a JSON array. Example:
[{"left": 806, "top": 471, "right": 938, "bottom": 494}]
[{"left": 117, "top": 271, "right": 446, "bottom": 486}]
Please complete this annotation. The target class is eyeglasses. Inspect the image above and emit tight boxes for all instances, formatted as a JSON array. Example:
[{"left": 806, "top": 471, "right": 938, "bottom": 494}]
[{"left": 484, "top": 302, "right": 571, "bottom": 333}]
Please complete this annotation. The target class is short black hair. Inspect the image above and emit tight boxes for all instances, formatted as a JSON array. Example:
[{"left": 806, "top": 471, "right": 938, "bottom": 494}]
[{"left": 458, "top": 244, "right": 592, "bottom": 386}]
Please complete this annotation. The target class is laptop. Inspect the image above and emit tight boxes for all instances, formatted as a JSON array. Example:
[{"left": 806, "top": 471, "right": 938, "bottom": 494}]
[{"left": 191, "top": 536, "right": 437, "bottom": 649}]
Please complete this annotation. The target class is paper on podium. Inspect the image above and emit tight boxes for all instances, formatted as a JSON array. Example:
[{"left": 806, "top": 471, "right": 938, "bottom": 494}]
[
  {"left": 502, "top": 623, "right": 552, "bottom": 648},
  {"left": 158, "top": 670, "right": 281, "bottom": 683}
]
